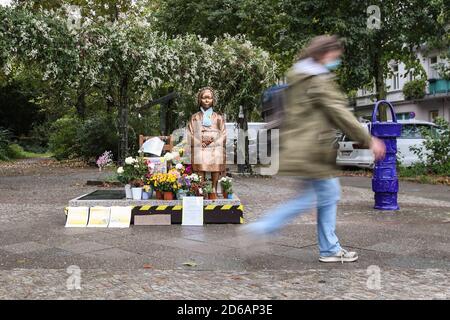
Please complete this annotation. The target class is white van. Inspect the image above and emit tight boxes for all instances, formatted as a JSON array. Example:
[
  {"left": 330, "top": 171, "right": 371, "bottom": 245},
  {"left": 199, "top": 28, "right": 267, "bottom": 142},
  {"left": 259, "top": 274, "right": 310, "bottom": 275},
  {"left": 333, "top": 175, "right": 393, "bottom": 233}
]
[{"left": 336, "top": 119, "right": 440, "bottom": 168}]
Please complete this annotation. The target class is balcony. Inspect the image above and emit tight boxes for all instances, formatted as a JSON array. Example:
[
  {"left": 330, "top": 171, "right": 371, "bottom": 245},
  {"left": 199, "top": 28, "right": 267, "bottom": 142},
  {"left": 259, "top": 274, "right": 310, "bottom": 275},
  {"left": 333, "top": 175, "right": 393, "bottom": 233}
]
[{"left": 428, "top": 79, "right": 450, "bottom": 95}]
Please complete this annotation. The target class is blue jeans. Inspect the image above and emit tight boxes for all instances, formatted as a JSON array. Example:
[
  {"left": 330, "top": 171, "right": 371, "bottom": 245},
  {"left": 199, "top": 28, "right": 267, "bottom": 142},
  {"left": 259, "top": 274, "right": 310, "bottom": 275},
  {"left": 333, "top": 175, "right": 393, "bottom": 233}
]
[{"left": 246, "top": 178, "right": 342, "bottom": 256}]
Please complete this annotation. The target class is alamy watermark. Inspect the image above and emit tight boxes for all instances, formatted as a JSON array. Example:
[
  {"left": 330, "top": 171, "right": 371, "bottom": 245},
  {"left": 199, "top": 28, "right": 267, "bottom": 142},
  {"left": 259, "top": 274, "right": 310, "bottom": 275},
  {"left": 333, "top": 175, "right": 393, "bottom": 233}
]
[
  {"left": 366, "top": 265, "right": 382, "bottom": 290},
  {"left": 66, "top": 265, "right": 82, "bottom": 290},
  {"left": 367, "top": 5, "right": 381, "bottom": 30}
]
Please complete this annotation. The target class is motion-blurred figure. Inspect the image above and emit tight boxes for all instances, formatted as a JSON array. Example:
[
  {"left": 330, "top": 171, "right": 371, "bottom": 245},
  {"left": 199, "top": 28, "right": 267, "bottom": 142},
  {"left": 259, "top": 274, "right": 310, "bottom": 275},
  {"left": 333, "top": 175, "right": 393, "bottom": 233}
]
[{"left": 241, "top": 35, "right": 385, "bottom": 263}]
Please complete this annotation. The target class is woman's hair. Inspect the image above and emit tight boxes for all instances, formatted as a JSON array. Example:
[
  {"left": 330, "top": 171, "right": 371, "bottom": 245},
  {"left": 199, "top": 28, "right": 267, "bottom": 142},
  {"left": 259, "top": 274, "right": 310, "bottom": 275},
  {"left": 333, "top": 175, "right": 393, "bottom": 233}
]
[
  {"left": 297, "top": 35, "right": 344, "bottom": 61},
  {"left": 197, "top": 86, "right": 217, "bottom": 107}
]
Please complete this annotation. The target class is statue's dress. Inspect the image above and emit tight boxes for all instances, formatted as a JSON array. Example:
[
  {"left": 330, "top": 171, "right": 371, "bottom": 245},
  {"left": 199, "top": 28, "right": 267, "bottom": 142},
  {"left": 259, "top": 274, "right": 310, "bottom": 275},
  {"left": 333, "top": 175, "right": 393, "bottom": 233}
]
[{"left": 187, "top": 111, "right": 226, "bottom": 172}]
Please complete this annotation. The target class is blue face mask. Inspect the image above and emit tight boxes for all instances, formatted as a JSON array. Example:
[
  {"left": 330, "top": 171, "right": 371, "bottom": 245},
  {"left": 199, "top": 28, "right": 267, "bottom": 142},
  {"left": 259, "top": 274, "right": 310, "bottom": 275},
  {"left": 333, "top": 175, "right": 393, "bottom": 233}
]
[{"left": 324, "top": 59, "right": 341, "bottom": 71}]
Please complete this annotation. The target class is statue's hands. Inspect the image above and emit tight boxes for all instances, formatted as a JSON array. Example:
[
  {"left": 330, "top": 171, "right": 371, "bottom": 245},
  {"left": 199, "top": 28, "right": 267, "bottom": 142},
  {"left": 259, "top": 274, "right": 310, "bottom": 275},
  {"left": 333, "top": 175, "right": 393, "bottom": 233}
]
[{"left": 202, "top": 137, "right": 214, "bottom": 147}]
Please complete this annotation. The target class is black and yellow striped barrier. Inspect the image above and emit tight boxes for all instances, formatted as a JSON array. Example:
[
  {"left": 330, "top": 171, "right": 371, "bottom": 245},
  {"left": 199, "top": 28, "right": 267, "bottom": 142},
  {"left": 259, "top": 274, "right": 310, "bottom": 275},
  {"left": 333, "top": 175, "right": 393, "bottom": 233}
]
[{"left": 131, "top": 204, "right": 244, "bottom": 224}]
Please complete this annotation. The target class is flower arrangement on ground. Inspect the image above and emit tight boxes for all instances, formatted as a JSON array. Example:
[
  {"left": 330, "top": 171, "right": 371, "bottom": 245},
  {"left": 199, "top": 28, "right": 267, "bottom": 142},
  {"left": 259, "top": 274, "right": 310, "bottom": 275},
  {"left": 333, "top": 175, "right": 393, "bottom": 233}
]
[{"left": 96, "top": 150, "right": 113, "bottom": 171}]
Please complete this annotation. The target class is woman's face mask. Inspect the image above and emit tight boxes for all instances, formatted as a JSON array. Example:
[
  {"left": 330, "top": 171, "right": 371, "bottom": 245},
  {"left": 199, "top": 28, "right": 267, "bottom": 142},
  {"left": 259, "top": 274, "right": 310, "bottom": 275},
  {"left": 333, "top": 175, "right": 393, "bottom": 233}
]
[{"left": 324, "top": 59, "right": 342, "bottom": 71}]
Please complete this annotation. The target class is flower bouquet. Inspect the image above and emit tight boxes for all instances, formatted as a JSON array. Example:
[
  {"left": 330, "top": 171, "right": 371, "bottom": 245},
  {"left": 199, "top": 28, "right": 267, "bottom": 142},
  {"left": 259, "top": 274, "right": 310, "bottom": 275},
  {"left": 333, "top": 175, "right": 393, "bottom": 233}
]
[
  {"left": 117, "top": 156, "right": 151, "bottom": 199},
  {"left": 203, "top": 180, "right": 216, "bottom": 200},
  {"left": 219, "top": 176, "right": 233, "bottom": 199},
  {"left": 96, "top": 150, "right": 113, "bottom": 172}
]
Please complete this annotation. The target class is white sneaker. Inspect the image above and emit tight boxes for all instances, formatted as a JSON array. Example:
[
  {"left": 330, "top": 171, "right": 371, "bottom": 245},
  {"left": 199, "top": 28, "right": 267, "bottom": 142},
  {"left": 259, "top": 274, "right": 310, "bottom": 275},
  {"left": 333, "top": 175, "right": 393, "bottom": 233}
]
[{"left": 319, "top": 248, "right": 358, "bottom": 263}]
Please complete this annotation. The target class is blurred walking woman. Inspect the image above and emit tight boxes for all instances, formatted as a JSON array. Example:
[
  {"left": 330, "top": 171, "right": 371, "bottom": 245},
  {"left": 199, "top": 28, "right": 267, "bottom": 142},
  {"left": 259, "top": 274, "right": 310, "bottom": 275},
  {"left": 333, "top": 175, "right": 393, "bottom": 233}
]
[{"left": 241, "top": 35, "right": 385, "bottom": 263}]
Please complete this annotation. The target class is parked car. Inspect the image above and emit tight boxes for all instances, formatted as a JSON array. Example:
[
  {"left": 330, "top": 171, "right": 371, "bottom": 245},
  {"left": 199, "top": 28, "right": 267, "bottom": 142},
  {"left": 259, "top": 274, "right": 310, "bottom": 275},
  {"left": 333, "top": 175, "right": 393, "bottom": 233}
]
[
  {"left": 336, "top": 119, "right": 440, "bottom": 168},
  {"left": 336, "top": 122, "right": 374, "bottom": 168},
  {"left": 225, "top": 122, "right": 267, "bottom": 164}
]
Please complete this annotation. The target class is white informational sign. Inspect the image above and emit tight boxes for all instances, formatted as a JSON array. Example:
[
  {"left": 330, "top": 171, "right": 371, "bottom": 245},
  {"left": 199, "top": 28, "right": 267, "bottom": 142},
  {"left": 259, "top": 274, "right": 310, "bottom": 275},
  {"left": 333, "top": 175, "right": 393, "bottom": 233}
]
[
  {"left": 87, "top": 206, "right": 110, "bottom": 228},
  {"left": 65, "top": 207, "right": 89, "bottom": 228},
  {"left": 108, "top": 206, "right": 132, "bottom": 228},
  {"left": 141, "top": 137, "right": 165, "bottom": 156},
  {"left": 182, "top": 197, "right": 204, "bottom": 226}
]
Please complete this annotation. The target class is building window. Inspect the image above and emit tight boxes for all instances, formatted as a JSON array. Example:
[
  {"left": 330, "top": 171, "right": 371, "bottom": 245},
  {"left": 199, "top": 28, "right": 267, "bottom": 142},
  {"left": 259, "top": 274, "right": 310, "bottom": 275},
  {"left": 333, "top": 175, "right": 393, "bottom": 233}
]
[
  {"left": 429, "top": 110, "right": 439, "bottom": 122},
  {"left": 392, "top": 64, "right": 399, "bottom": 90},
  {"left": 429, "top": 56, "right": 439, "bottom": 79},
  {"left": 396, "top": 112, "right": 411, "bottom": 120}
]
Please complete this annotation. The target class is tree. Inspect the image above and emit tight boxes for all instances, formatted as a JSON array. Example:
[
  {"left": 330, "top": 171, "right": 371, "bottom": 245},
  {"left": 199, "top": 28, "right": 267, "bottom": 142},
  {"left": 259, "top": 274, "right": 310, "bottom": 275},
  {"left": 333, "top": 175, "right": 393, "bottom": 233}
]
[
  {"left": 154, "top": 0, "right": 447, "bottom": 111},
  {"left": 0, "top": 4, "right": 276, "bottom": 163}
]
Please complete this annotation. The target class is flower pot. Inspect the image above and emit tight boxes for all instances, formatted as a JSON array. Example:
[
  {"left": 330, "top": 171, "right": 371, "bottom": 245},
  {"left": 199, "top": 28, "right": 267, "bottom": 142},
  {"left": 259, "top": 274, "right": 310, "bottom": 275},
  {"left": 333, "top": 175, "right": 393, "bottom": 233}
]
[
  {"left": 208, "top": 193, "right": 217, "bottom": 200},
  {"left": 125, "top": 184, "right": 132, "bottom": 199},
  {"left": 177, "top": 190, "right": 188, "bottom": 200},
  {"left": 131, "top": 187, "right": 143, "bottom": 200},
  {"left": 227, "top": 193, "right": 233, "bottom": 199},
  {"left": 142, "top": 187, "right": 154, "bottom": 200},
  {"left": 163, "top": 191, "right": 174, "bottom": 200},
  {"left": 222, "top": 192, "right": 228, "bottom": 198},
  {"left": 155, "top": 190, "right": 163, "bottom": 199}
]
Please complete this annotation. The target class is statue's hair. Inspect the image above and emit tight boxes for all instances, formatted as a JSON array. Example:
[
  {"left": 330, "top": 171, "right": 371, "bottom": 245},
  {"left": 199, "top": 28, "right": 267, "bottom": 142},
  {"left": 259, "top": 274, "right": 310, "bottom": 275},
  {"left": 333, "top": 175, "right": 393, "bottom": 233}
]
[{"left": 197, "top": 87, "right": 217, "bottom": 107}]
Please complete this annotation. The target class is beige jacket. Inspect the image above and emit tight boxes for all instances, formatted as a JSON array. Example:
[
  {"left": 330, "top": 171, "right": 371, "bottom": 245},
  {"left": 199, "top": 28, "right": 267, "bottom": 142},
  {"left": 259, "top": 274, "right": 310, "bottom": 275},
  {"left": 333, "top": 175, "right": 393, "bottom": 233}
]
[{"left": 278, "top": 58, "right": 372, "bottom": 178}]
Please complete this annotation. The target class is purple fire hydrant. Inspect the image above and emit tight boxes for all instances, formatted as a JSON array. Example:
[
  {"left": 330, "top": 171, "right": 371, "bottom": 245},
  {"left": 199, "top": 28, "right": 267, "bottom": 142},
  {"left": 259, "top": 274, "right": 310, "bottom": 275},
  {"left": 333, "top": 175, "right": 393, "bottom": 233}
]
[{"left": 371, "top": 100, "right": 402, "bottom": 210}]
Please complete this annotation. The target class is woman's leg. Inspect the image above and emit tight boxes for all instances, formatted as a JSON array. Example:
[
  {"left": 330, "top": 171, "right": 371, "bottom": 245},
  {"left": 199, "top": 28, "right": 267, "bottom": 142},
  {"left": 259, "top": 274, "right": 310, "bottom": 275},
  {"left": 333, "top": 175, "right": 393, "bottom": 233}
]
[
  {"left": 242, "top": 179, "right": 315, "bottom": 235},
  {"left": 312, "top": 178, "right": 342, "bottom": 256}
]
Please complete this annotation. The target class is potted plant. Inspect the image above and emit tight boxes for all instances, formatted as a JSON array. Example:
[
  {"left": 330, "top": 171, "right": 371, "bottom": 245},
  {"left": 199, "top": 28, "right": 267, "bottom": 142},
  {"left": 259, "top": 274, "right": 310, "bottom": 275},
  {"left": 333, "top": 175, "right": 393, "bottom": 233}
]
[
  {"left": 219, "top": 176, "right": 233, "bottom": 198},
  {"left": 116, "top": 156, "right": 150, "bottom": 199},
  {"left": 129, "top": 178, "right": 144, "bottom": 200},
  {"left": 203, "top": 181, "right": 216, "bottom": 200},
  {"left": 176, "top": 174, "right": 192, "bottom": 199},
  {"left": 158, "top": 170, "right": 180, "bottom": 200}
]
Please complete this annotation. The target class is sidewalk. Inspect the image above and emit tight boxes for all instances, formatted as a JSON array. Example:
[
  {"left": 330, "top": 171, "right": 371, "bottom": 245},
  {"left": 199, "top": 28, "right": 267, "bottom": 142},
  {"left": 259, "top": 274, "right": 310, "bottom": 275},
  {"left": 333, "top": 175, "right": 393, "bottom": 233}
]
[{"left": 0, "top": 161, "right": 449, "bottom": 299}]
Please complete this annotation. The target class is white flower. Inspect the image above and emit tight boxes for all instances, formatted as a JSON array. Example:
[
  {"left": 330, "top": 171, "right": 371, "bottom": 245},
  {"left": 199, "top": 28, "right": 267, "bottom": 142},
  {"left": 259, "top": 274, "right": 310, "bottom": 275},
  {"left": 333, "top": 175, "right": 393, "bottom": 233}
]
[
  {"left": 175, "top": 163, "right": 183, "bottom": 170},
  {"left": 117, "top": 167, "right": 124, "bottom": 174},
  {"left": 198, "top": 188, "right": 203, "bottom": 195},
  {"left": 148, "top": 163, "right": 155, "bottom": 169},
  {"left": 125, "top": 157, "right": 135, "bottom": 165},
  {"left": 164, "top": 152, "right": 174, "bottom": 161}
]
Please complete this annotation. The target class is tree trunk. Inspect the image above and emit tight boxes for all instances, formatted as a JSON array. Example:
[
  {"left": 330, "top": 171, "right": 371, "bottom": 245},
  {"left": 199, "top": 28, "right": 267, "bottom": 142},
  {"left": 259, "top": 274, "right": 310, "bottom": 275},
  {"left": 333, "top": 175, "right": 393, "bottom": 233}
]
[
  {"left": 373, "top": 53, "right": 388, "bottom": 121},
  {"left": 118, "top": 76, "right": 129, "bottom": 164},
  {"left": 75, "top": 90, "right": 86, "bottom": 119}
]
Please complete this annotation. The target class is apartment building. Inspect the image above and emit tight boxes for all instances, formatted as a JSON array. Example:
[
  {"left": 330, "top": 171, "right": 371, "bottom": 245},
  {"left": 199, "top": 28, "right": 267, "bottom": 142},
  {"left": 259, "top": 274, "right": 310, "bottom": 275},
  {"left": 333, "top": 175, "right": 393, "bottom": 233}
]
[{"left": 354, "top": 47, "right": 450, "bottom": 122}]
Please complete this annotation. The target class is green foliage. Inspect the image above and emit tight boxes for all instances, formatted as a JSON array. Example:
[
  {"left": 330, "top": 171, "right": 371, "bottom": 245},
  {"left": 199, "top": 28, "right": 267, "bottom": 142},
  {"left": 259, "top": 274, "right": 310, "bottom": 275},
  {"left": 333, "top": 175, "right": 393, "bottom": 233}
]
[
  {"left": 402, "top": 79, "right": 426, "bottom": 100},
  {"left": 203, "top": 181, "right": 213, "bottom": 194},
  {"left": 409, "top": 117, "right": 450, "bottom": 176},
  {"left": 397, "top": 162, "right": 428, "bottom": 177},
  {"left": 154, "top": 0, "right": 447, "bottom": 97},
  {"left": 76, "top": 114, "right": 119, "bottom": 162},
  {"left": 48, "top": 115, "right": 82, "bottom": 160},
  {"left": 0, "top": 128, "right": 12, "bottom": 160}
]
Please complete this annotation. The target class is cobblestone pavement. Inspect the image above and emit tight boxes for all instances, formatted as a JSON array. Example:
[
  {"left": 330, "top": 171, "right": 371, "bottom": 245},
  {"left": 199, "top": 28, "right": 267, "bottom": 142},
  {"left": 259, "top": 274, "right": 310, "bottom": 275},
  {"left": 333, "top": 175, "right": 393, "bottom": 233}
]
[
  {"left": 0, "top": 160, "right": 449, "bottom": 299},
  {"left": 0, "top": 269, "right": 449, "bottom": 299}
]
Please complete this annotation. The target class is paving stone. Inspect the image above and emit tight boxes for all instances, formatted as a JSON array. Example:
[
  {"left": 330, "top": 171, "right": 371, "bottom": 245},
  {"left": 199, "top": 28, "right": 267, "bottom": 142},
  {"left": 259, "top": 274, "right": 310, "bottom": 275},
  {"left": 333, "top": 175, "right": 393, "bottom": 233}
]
[
  {"left": 1, "top": 164, "right": 450, "bottom": 298},
  {"left": 55, "top": 240, "right": 113, "bottom": 254},
  {"left": 1, "top": 241, "right": 51, "bottom": 254}
]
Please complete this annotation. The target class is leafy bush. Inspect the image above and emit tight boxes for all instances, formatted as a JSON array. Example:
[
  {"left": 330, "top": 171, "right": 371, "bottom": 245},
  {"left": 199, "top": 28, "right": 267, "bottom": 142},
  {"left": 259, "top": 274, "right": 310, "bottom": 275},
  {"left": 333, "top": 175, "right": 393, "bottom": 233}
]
[
  {"left": 22, "top": 121, "right": 54, "bottom": 154},
  {"left": 409, "top": 117, "right": 450, "bottom": 176},
  {"left": 6, "top": 144, "right": 26, "bottom": 159},
  {"left": 76, "top": 114, "right": 118, "bottom": 163},
  {"left": 0, "top": 128, "right": 12, "bottom": 161},
  {"left": 48, "top": 116, "right": 82, "bottom": 160},
  {"left": 403, "top": 79, "right": 426, "bottom": 100}
]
